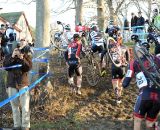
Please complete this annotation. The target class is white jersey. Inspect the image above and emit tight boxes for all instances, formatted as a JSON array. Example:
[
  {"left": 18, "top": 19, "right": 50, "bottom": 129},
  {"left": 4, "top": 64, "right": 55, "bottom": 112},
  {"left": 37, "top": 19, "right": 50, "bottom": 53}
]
[{"left": 90, "top": 31, "right": 104, "bottom": 46}]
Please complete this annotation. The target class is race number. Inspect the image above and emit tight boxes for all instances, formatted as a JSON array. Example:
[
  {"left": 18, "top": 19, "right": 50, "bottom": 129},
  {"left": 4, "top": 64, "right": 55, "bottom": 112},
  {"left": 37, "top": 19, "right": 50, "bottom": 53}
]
[
  {"left": 126, "top": 70, "right": 132, "bottom": 77},
  {"left": 136, "top": 72, "right": 148, "bottom": 89}
]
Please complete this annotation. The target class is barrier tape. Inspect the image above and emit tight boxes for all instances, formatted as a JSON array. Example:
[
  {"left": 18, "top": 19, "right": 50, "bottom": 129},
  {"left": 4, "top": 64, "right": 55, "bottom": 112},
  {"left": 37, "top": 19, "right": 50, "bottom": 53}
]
[
  {"left": 32, "top": 58, "right": 49, "bottom": 63},
  {"left": 0, "top": 64, "right": 22, "bottom": 70},
  {"left": 30, "top": 71, "right": 53, "bottom": 76},
  {"left": 122, "top": 25, "right": 145, "bottom": 29},
  {"left": 33, "top": 47, "right": 50, "bottom": 51},
  {"left": 0, "top": 73, "right": 49, "bottom": 108},
  {"left": 0, "top": 45, "right": 53, "bottom": 108}
]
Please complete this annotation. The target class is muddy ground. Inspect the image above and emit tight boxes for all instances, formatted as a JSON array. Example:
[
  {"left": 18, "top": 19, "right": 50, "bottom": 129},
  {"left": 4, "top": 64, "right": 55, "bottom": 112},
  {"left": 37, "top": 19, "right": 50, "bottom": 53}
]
[{"left": 0, "top": 51, "right": 156, "bottom": 130}]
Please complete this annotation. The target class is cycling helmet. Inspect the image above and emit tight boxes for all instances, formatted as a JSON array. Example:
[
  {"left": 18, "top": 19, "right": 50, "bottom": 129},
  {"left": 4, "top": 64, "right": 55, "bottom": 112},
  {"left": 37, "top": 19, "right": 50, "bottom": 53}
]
[
  {"left": 90, "top": 24, "right": 97, "bottom": 31},
  {"left": 64, "top": 24, "right": 71, "bottom": 31},
  {"left": 73, "top": 33, "right": 80, "bottom": 40},
  {"left": 141, "top": 42, "right": 150, "bottom": 50},
  {"left": 131, "top": 35, "right": 139, "bottom": 41},
  {"left": 108, "top": 26, "right": 119, "bottom": 36},
  {"left": 147, "top": 33, "right": 155, "bottom": 43}
]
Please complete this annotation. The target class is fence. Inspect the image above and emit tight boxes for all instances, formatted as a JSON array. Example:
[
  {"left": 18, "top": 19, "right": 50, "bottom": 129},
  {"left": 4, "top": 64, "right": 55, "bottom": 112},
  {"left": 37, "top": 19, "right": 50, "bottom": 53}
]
[
  {"left": 0, "top": 44, "right": 55, "bottom": 128},
  {"left": 121, "top": 25, "right": 148, "bottom": 43}
]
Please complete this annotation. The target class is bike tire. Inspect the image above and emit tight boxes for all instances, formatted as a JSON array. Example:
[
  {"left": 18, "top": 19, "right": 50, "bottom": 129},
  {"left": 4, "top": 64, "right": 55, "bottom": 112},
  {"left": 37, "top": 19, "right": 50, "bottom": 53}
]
[
  {"left": 85, "top": 59, "right": 100, "bottom": 87},
  {"left": 106, "top": 37, "right": 121, "bottom": 67},
  {"left": 133, "top": 45, "right": 160, "bottom": 88}
]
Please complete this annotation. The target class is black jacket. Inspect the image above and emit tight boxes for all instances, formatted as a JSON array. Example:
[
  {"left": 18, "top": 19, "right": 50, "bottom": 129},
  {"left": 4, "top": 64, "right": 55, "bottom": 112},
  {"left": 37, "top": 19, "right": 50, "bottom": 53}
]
[
  {"left": 131, "top": 16, "right": 138, "bottom": 27},
  {"left": 136, "top": 16, "right": 145, "bottom": 29}
]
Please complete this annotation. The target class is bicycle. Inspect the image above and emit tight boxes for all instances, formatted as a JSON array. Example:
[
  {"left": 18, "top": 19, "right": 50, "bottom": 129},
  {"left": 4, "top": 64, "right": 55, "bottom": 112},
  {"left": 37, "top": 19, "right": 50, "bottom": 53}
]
[
  {"left": 50, "top": 21, "right": 69, "bottom": 66},
  {"left": 83, "top": 46, "right": 109, "bottom": 87}
]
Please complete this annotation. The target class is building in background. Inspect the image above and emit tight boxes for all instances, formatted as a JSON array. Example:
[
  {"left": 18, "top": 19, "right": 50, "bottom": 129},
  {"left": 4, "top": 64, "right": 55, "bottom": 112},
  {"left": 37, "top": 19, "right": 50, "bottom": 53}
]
[{"left": 0, "top": 11, "right": 33, "bottom": 42}]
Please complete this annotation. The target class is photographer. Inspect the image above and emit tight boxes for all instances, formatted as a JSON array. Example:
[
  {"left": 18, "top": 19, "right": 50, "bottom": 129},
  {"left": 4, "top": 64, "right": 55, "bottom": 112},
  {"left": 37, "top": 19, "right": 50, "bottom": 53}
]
[{"left": 3, "top": 39, "right": 32, "bottom": 130}]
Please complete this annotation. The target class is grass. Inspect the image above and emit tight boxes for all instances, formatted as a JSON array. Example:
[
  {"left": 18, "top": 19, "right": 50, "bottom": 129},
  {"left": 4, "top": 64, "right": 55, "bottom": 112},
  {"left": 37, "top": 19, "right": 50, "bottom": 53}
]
[{"left": 124, "top": 41, "right": 155, "bottom": 54}]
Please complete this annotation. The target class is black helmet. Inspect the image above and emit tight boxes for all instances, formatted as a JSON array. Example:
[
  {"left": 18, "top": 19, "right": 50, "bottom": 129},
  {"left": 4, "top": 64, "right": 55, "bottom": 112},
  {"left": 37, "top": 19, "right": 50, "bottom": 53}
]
[
  {"left": 141, "top": 42, "right": 150, "bottom": 50},
  {"left": 131, "top": 35, "right": 139, "bottom": 41},
  {"left": 90, "top": 24, "right": 97, "bottom": 31},
  {"left": 73, "top": 33, "right": 80, "bottom": 40},
  {"left": 64, "top": 24, "right": 71, "bottom": 31},
  {"left": 108, "top": 26, "right": 119, "bottom": 36}
]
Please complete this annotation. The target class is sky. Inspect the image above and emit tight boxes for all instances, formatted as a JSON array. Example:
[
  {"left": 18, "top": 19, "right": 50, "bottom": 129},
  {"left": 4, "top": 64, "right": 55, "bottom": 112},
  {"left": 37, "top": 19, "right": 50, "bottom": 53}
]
[
  {"left": 0, "top": 0, "right": 36, "bottom": 27},
  {"left": 0, "top": 0, "right": 157, "bottom": 29},
  {"left": 0, "top": 0, "right": 76, "bottom": 28}
]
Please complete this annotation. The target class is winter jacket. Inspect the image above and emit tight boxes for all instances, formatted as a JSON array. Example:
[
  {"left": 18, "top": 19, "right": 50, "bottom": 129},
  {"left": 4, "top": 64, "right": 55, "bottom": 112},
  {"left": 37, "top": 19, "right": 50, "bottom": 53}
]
[
  {"left": 136, "top": 16, "right": 145, "bottom": 29},
  {"left": 131, "top": 16, "right": 138, "bottom": 27},
  {"left": 3, "top": 53, "right": 32, "bottom": 89}
]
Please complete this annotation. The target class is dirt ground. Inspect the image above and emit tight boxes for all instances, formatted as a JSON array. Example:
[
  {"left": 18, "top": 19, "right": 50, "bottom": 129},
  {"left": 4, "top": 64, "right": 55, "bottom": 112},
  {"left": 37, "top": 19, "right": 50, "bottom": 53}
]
[{"left": 0, "top": 52, "right": 155, "bottom": 130}]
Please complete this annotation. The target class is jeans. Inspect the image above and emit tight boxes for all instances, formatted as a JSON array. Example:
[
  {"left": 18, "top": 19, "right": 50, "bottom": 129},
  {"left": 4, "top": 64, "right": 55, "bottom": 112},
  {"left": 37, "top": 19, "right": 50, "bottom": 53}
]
[
  {"left": 136, "top": 29, "right": 144, "bottom": 41},
  {"left": 7, "top": 86, "right": 30, "bottom": 128}
]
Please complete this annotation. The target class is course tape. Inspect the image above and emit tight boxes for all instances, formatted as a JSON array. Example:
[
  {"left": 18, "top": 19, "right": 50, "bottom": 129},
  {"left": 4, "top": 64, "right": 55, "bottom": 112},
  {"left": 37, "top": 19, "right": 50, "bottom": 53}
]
[
  {"left": 30, "top": 71, "right": 53, "bottom": 76},
  {"left": 0, "top": 73, "right": 49, "bottom": 108},
  {"left": 33, "top": 47, "right": 50, "bottom": 51},
  {"left": 0, "top": 64, "right": 22, "bottom": 70},
  {"left": 122, "top": 25, "right": 146, "bottom": 29},
  {"left": 32, "top": 58, "right": 49, "bottom": 63}
]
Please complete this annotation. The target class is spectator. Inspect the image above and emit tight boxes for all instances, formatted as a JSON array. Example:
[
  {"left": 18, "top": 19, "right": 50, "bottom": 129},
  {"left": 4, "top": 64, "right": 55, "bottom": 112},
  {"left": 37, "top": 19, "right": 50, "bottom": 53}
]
[
  {"left": 3, "top": 39, "right": 32, "bottom": 130},
  {"left": 136, "top": 11, "right": 145, "bottom": 40},
  {"left": 0, "top": 24, "right": 10, "bottom": 56},
  {"left": 144, "top": 19, "right": 149, "bottom": 33},
  {"left": 123, "top": 18, "right": 130, "bottom": 42},
  {"left": 5, "top": 22, "right": 17, "bottom": 53},
  {"left": 131, "top": 13, "right": 138, "bottom": 34}
]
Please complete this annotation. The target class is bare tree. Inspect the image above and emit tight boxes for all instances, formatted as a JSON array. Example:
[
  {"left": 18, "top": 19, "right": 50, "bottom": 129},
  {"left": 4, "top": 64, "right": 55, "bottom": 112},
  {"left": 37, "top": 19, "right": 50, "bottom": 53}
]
[
  {"left": 35, "top": 0, "right": 53, "bottom": 89},
  {"left": 36, "top": 0, "right": 50, "bottom": 48},
  {"left": 106, "top": 0, "right": 126, "bottom": 25},
  {"left": 97, "top": 0, "right": 105, "bottom": 31},
  {"left": 75, "top": 0, "right": 83, "bottom": 25}
]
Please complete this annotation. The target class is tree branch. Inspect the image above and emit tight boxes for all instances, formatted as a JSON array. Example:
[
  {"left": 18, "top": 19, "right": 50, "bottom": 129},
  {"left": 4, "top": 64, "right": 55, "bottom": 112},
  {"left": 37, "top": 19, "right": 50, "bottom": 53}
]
[{"left": 115, "top": 0, "right": 126, "bottom": 14}]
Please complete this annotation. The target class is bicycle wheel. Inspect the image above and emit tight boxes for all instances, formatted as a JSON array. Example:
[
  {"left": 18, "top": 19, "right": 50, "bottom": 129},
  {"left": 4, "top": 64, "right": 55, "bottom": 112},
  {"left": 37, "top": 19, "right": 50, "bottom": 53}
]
[
  {"left": 107, "top": 37, "right": 121, "bottom": 67},
  {"left": 134, "top": 45, "right": 160, "bottom": 88},
  {"left": 85, "top": 58, "right": 100, "bottom": 87}
]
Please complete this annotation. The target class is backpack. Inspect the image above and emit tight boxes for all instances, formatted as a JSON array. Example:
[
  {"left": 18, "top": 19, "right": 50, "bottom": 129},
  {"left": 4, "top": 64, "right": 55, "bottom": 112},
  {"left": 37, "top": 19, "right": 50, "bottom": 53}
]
[{"left": 154, "top": 15, "right": 160, "bottom": 30}]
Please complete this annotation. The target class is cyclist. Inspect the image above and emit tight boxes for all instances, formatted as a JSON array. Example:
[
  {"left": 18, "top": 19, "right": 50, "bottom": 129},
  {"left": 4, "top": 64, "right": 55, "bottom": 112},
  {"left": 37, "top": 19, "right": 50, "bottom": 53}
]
[
  {"left": 123, "top": 35, "right": 160, "bottom": 130},
  {"left": 147, "top": 8, "right": 160, "bottom": 55},
  {"left": 64, "top": 33, "right": 82, "bottom": 95},
  {"left": 89, "top": 24, "right": 106, "bottom": 76},
  {"left": 108, "top": 28, "right": 130, "bottom": 104}
]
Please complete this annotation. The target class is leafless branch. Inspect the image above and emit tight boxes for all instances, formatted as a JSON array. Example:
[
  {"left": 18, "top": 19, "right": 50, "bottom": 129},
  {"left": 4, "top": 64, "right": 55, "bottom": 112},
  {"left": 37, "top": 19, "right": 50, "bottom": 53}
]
[
  {"left": 115, "top": 0, "right": 126, "bottom": 14},
  {"left": 16, "top": 0, "right": 35, "bottom": 5},
  {"left": 51, "top": 0, "right": 75, "bottom": 15}
]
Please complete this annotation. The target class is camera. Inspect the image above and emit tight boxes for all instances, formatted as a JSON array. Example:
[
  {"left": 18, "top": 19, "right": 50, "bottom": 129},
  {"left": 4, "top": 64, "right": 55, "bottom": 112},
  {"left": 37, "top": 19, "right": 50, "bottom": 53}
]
[{"left": 16, "top": 43, "right": 32, "bottom": 54}]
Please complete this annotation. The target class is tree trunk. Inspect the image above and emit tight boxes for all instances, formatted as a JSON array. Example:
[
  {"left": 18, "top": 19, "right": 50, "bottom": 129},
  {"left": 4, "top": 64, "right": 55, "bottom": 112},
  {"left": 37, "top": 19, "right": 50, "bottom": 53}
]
[
  {"left": 148, "top": 0, "right": 152, "bottom": 21},
  {"left": 75, "top": 0, "right": 83, "bottom": 25},
  {"left": 36, "top": 0, "right": 50, "bottom": 48},
  {"left": 35, "top": 0, "right": 52, "bottom": 89},
  {"left": 107, "top": 0, "right": 115, "bottom": 23},
  {"left": 97, "top": 0, "right": 105, "bottom": 31}
]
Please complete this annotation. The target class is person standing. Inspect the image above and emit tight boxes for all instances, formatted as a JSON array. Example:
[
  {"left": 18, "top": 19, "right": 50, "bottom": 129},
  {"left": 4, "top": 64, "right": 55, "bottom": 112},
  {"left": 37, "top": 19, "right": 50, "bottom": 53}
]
[
  {"left": 131, "top": 13, "right": 138, "bottom": 34},
  {"left": 3, "top": 39, "right": 32, "bottom": 130},
  {"left": 123, "top": 18, "right": 130, "bottom": 42},
  {"left": 136, "top": 11, "right": 145, "bottom": 40}
]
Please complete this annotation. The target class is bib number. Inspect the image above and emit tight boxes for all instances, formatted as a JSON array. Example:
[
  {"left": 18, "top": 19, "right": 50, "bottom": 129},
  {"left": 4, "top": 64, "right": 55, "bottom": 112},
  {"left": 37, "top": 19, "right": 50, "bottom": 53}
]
[{"left": 136, "top": 72, "right": 148, "bottom": 89}]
